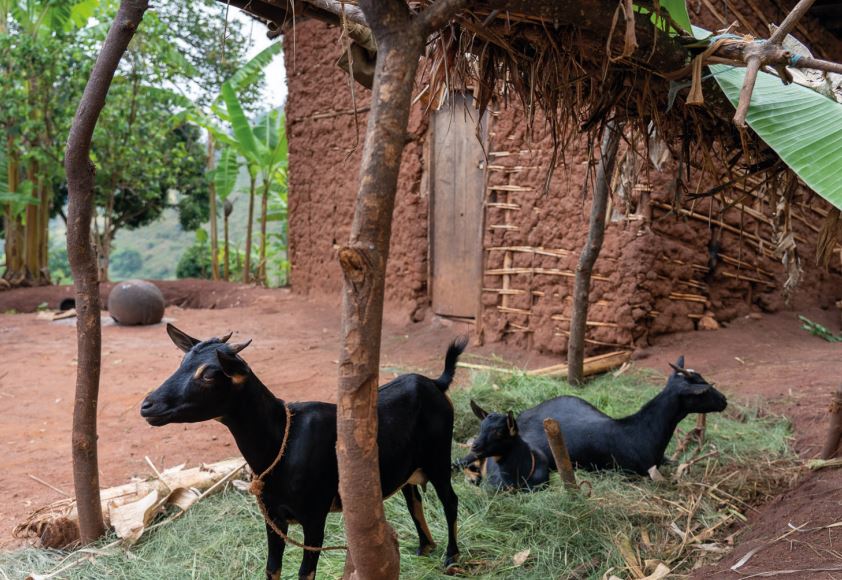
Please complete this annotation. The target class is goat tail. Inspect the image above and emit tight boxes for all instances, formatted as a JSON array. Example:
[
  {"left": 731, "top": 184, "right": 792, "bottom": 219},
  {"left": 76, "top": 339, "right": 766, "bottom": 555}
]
[{"left": 434, "top": 335, "right": 469, "bottom": 392}]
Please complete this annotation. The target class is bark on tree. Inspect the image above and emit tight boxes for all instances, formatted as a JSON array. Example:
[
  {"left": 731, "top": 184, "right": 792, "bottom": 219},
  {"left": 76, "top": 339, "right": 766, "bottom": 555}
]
[
  {"left": 258, "top": 179, "right": 269, "bottom": 285},
  {"left": 64, "top": 0, "right": 149, "bottom": 544},
  {"left": 208, "top": 132, "right": 220, "bottom": 280},
  {"left": 243, "top": 173, "right": 256, "bottom": 284},
  {"left": 567, "top": 122, "right": 622, "bottom": 385},
  {"left": 820, "top": 385, "right": 842, "bottom": 459},
  {"left": 223, "top": 198, "right": 232, "bottom": 280},
  {"left": 335, "top": 1, "right": 468, "bottom": 576}
]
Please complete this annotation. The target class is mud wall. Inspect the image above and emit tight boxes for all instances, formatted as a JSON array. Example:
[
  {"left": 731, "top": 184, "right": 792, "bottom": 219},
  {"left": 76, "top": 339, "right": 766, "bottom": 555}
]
[
  {"left": 284, "top": 19, "right": 429, "bottom": 319},
  {"left": 479, "top": 112, "right": 842, "bottom": 356},
  {"left": 284, "top": 6, "right": 842, "bottom": 354}
]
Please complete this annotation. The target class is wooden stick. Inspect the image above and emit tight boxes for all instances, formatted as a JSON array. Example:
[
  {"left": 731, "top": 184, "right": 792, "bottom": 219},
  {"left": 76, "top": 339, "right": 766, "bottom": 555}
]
[
  {"left": 543, "top": 419, "right": 577, "bottom": 491},
  {"left": 769, "top": 0, "right": 817, "bottom": 44},
  {"left": 455, "top": 361, "right": 519, "bottom": 373},
  {"left": 528, "top": 350, "right": 632, "bottom": 377},
  {"left": 550, "top": 316, "right": 619, "bottom": 328},
  {"left": 820, "top": 386, "right": 842, "bottom": 460},
  {"left": 28, "top": 475, "right": 71, "bottom": 498}
]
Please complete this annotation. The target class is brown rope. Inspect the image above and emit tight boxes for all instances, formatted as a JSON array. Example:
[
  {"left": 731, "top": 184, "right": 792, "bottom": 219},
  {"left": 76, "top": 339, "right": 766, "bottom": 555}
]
[{"left": 249, "top": 404, "right": 348, "bottom": 552}]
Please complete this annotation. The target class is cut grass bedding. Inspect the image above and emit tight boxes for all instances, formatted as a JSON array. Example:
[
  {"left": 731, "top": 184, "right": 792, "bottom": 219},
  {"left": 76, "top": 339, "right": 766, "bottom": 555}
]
[{"left": 1, "top": 369, "right": 797, "bottom": 579}]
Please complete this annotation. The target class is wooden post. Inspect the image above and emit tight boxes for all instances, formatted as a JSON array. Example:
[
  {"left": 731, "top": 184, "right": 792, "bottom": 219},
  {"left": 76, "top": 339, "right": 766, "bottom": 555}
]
[
  {"left": 64, "top": 0, "right": 149, "bottom": 543},
  {"left": 820, "top": 386, "right": 842, "bottom": 459},
  {"left": 336, "top": 2, "right": 467, "bottom": 576},
  {"left": 543, "top": 419, "right": 577, "bottom": 491},
  {"left": 567, "top": 122, "right": 622, "bottom": 385}
]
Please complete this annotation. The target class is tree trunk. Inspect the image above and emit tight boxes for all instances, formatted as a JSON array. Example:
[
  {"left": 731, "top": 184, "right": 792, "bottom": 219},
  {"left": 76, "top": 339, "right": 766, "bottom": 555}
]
[
  {"left": 335, "top": 1, "right": 454, "bottom": 576},
  {"left": 208, "top": 132, "right": 219, "bottom": 280},
  {"left": 243, "top": 173, "right": 256, "bottom": 284},
  {"left": 3, "top": 138, "right": 24, "bottom": 282},
  {"left": 64, "top": 0, "right": 149, "bottom": 544},
  {"left": 223, "top": 205, "right": 231, "bottom": 281},
  {"left": 258, "top": 179, "right": 269, "bottom": 285},
  {"left": 821, "top": 385, "right": 842, "bottom": 459},
  {"left": 567, "top": 122, "right": 622, "bottom": 385}
]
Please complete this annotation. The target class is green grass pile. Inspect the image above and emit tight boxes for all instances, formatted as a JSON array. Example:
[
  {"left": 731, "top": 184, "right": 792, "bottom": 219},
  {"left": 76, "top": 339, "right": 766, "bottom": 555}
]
[{"left": 0, "top": 369, "right": 797, "bottom": 579}]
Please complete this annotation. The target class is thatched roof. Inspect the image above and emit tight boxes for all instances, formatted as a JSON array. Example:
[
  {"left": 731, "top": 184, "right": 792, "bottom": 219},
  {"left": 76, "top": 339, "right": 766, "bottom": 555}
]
[{"left": 229, "top": 0, "right": 842, "bottom": 271}]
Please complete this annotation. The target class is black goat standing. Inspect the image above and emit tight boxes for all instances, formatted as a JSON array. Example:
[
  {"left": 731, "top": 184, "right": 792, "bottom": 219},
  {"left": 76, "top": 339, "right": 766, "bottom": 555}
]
[
  {"left": 141, "top": 325, "right": 467, "bottom": 579},
  {"left": 459, "top": 356, "right": 727, "bottom": 490}
]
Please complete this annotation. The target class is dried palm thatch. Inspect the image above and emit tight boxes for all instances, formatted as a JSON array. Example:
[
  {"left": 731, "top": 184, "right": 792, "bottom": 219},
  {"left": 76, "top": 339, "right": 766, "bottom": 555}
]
[{"left": 241, "top": 0, "right": 841, "bottom": 278}]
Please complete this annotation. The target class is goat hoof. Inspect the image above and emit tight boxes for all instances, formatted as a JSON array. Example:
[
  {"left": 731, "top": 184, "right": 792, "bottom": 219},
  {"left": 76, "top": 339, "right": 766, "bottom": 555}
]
[
  {"left": 444, "top": 563, "right": 463, "bottom": 576},
  {"left": 417, "top": 543, "right": 436, "bottom": 556}
]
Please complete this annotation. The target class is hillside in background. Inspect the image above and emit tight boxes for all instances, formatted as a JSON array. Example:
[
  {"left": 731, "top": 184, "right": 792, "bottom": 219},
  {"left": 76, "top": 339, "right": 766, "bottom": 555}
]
[{"left": 46, "top": 184, "right": 277, "bottom": 282}]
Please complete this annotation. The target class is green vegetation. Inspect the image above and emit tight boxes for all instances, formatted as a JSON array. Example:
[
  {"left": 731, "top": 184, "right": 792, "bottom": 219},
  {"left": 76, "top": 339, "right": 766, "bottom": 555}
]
[
  {"left": 2, "top": 0, "right": 292, "bottom": 286},
  {"left": 799, "top": 315, "right": 842, "bottom": 343},
  {"left": 0, "top": 370, "right": 796, "bottom": 579}
]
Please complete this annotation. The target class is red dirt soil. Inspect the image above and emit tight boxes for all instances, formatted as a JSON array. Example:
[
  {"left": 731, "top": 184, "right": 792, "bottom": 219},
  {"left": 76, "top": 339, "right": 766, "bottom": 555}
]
[{"left": 1, "top": 281, "right": 842, "bottom": 579}]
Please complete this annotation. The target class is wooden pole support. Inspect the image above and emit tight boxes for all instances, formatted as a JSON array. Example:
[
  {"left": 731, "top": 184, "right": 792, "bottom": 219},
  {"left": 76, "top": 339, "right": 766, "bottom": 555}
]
[
  {"left": 820, "top": 385, "right": 842, "bottom": 459},
  {"left": 543, "top": 418, "right": 578, "bottom": 491}
]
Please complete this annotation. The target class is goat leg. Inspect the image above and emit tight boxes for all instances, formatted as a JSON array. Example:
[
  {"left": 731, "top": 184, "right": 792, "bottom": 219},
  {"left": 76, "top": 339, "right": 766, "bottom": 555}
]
[
  {"left": 296, "top": 516, "right": 327, "bottom": 580},
  {"left": 265, "top": 518, "right": 289, "bottom": 580},
  {"left": 430, "top": 476, "right": 460, "bottom": 572},
  {"left": 402, "top": 485, "right": 437, "bottom": 556}
]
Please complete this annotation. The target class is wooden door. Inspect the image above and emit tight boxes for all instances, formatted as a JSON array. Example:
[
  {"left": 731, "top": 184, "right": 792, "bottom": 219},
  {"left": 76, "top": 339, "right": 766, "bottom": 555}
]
[{"left": 430, "top": 94, "right": 486, "bottom": 318}]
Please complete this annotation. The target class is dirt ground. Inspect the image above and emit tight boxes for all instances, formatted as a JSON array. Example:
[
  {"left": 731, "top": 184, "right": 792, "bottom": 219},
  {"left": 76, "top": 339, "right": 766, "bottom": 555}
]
[{"left": 1, "top": 281, "right": 842, "bottom": 578}]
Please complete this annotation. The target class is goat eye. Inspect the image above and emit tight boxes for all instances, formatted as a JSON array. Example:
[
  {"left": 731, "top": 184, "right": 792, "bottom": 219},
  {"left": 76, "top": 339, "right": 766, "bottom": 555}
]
[{"left": 201, "top": 369, "right": 216, "bottom": 383}]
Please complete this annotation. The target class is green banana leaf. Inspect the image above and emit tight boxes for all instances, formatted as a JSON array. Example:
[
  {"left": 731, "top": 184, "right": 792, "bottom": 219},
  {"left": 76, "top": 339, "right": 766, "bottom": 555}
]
[
  {"left": 222, "top": 42, "right": 283, "bottom": 94},
  {"left": 221, "top": 82, "right": 262, "bottom": 162},
  {"left": 709, "top": 64, "right": 842, "bottom": 211},
  {"left": 213, "top": 147, "right": 241, "bottom": 201}
]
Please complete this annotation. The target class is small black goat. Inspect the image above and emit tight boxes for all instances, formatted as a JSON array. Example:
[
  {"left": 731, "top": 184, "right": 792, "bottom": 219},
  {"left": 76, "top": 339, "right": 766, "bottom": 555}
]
[
  {"left": 141, "top": 325, "right": 466, "bottom": 579},
  {"left": 459, "top": 356, "right": 727, "bottom": 489}
]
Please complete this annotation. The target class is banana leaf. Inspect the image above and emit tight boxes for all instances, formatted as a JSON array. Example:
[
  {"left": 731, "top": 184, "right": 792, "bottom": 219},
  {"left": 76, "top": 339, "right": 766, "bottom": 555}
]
[{"left": 710, "top": 63, "right": 842, "bottom": 211}]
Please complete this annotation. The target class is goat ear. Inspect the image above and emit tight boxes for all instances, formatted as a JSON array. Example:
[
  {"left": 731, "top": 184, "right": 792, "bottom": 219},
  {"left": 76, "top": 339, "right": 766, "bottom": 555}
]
[
  {"left": 470, "top": 400, "right": 489, "bottom": 420},
  {"left": 167, "top": 323, "right": 200, "bottom": 353},
  {"left": 216, "top": 349, "right": 249, "bottom": 383},
  {"left": 686, "top": 383, "right": 711, "bottom": 395},
  {"left": 506, "top": 411, "right": 518, "bottom": 435},
  {"left": 675, "top": 355, "right": 685, "bottom": 369}
]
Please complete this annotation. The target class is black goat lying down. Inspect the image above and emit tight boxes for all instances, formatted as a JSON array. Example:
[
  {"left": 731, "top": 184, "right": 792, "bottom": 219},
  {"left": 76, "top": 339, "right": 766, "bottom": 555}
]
[
  {"left": 458, "top": 356, "right": 727, "bottom": 490},
  {"left": 141, "top": 325, "right": 467, "bottom": 580}
]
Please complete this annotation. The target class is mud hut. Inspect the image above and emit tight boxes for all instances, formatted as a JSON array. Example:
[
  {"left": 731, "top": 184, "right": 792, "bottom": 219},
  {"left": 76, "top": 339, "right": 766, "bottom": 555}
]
[{"left": 280, "top": 1, "right": 842, "bottom": 355}]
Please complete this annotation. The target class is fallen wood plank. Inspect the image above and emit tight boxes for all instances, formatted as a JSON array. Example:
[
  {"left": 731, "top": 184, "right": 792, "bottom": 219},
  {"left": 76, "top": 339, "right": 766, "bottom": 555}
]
[
  {"left": 14, "top": 457, "right": 247, "bottom": 548},
  {"left": 528, "top": 351, "right": 632, "bottom": 378}
]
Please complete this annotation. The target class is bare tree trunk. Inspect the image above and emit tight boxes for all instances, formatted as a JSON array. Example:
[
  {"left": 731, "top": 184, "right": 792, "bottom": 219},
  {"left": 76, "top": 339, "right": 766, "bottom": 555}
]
[
  {"left": 243, "top": 173, "right": 255, "bottom": 284},
  {"left": 821, "top": 385, "right": 842, "bottom": 459},
  {"left": 3, "top": 138, "right": 24, "bottom": 282},
  {"left": 223, "top": 199, "right": 232, "bottom": 281},
  {"left": 208, "top": 132, "right": 219, "bottom": 280},
  {"left": 336, "top": 1, "right": 467, "bottom": 576},
  {"left": 64, "top": 0, "right": 149, "bottom": 544},
  {"left": 567, "top": 122, "right": 621, "bottom": 385},
  {"left": 258, "top": 179, "right": 269, "bottom": 285}
]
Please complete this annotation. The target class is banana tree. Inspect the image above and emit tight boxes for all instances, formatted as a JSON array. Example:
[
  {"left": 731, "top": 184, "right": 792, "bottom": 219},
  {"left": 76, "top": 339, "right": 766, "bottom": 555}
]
[
  {"left": 219, "top": 82, "right": 287, "bottom": 286},
  {"left": 210, "top": 145, "right": 240, "bottom": 280},
  {"left": 186, "top": 40, "right": 282, "bottom": 284},
  {"left": 1, "top": 0, "right": 100, "bottom": 284}
]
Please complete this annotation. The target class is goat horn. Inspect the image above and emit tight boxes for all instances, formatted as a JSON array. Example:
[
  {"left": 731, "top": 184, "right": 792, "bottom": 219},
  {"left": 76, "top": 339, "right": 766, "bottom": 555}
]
[
  {"left": 668, "top": 362, "right": 688, "bottom": 375},
  {"left": 220, "top": 331, "right": 233, "bottom": 343},
  {"left": 228, "top": 339, "right": 252, "bottom": 354}
]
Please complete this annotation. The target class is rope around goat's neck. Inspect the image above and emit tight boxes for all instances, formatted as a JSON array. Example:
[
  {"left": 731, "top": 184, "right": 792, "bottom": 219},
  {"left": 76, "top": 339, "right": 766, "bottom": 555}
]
[{"left": 249, "top": 403, "right": 347, "bottom": 552}]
